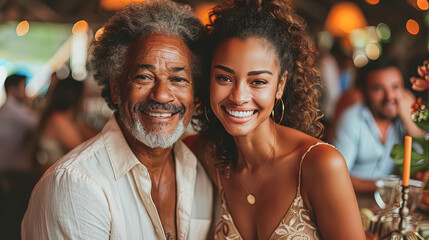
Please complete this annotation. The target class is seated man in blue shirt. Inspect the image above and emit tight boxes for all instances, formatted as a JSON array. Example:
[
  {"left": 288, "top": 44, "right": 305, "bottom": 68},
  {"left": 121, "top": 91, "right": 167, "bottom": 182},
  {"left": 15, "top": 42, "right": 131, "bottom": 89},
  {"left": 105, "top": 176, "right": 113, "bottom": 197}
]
[{"left": 333, "top": 57, "right": 422, "bottom": 193}]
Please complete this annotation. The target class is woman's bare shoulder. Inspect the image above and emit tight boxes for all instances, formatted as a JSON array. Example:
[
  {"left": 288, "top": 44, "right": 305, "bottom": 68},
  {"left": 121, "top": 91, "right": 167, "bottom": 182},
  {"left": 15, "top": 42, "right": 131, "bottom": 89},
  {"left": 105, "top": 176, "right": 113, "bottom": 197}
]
[{"left": 301, "top": 141, "right": 345, "bottom": 175}]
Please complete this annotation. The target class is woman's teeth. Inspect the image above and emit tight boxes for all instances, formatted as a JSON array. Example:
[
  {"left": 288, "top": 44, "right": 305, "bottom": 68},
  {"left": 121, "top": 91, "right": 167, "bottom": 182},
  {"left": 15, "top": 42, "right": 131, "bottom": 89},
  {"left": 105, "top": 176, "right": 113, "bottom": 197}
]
[{"left": 225, "top": 108, "right": 255, "bottom": 118}]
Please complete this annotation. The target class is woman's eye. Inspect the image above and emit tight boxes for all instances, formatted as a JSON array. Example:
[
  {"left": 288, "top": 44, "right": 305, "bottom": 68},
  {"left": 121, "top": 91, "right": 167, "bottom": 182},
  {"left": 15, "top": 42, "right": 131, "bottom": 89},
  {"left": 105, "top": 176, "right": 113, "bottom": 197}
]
[
  {"left": 216, "top": 75, "right": 232, "bottom": 82},
  {"left": 251, "top": 79, "right": 267, "bottom": 86}
]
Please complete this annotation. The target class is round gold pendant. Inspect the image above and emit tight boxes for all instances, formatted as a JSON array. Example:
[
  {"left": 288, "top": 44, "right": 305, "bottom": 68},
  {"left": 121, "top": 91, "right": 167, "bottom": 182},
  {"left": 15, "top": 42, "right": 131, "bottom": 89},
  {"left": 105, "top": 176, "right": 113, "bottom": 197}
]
[{"left": 247, "top": 194, "right": 255, "bottom": 205}]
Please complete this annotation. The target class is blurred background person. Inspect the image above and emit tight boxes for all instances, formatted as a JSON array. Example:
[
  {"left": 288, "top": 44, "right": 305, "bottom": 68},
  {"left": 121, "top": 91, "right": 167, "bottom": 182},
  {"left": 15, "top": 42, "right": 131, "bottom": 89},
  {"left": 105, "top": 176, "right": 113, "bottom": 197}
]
[
  {"left": 0, "top": 74, "right": 38, "bottom": 173},
  {"left": 0, "top": 74, "right": 38, "bottom": 240},
  {"left": 332, "top": 57, "right": 422, "bottom": 194},
  {"left": 33, "top": 75, "right": 97, "bottom": 175}
]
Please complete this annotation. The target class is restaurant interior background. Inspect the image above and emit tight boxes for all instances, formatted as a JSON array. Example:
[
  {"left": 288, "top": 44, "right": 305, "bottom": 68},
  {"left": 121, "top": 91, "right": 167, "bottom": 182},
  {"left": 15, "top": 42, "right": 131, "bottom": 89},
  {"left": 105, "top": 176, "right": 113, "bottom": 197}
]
[{"left": 1, "top": 0, "right": 428, "bottom": 239}]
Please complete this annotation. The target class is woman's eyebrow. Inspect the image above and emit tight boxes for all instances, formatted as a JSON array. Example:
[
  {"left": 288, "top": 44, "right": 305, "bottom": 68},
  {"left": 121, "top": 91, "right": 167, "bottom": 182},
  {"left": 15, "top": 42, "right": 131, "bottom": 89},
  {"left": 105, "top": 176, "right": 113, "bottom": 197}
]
[
  {"left": 214, "top": 65, "right": 235, "bottom": 74},
  {"left": 248, "top": 70, "right": 273, "bottom": 76}
]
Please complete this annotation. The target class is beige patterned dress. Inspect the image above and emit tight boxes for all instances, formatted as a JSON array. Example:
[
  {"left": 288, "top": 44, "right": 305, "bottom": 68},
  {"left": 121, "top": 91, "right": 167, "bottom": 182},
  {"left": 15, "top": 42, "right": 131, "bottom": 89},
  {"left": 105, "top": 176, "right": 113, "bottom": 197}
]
[{"left": 214, "top": 143, "right": 333, "bottom": 240}]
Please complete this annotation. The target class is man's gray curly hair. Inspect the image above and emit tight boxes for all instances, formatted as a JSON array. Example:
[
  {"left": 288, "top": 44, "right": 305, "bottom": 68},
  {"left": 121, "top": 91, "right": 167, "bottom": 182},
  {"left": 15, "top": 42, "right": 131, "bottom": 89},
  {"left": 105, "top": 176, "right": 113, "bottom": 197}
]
[{"left": 89, "top": 0, "right": 204, "bottom": 111}]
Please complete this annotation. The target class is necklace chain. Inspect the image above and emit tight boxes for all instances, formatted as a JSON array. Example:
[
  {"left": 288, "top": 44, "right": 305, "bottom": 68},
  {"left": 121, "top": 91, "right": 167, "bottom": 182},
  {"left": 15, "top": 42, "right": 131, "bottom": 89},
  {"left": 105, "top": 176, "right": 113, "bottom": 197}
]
[{"left": 237, "top": 123, "right": 276, "bottom": 205}]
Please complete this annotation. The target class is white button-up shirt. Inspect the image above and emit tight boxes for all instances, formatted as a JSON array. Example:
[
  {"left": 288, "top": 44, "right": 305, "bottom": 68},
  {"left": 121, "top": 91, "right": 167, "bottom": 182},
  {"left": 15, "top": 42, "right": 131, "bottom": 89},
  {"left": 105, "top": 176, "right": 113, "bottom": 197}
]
[{"left": 22, "top": 116, "right": 213, "bottom": 240}]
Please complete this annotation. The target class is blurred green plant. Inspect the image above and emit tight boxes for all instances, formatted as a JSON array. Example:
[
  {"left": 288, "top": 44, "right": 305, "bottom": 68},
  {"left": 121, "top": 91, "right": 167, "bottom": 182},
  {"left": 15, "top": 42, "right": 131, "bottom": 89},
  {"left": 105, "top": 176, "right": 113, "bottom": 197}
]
[{"left": 391, "top": 136, "right": 429, "bottom": 176}]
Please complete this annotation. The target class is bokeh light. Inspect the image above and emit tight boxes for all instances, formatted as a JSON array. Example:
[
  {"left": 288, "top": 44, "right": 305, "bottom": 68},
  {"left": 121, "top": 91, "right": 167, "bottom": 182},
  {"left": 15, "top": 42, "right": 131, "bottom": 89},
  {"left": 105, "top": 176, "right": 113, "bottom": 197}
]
[
  {"left": 353, "top": 51, "right": 369, "bottom": 67},
  {"left": 365, "top": 41, "right": 381, "bottom": 60},
  {"left": 56, "top": 64, "right": 70, "bottom": 80},
  {"left": 16, "top": 21, "right": 29, "bottom": 36},
  {"left": 376, "top": 23, "right": 391, "bottom": 42},
  {"left": 325, "top": 2, "right": 367, "bottom": 37},
  {"left": 95, "top": 27, "right": 104, "bottom": 41},
  {"left": 350, "top": 29, "right": 368, "bottom": 49},
  {"left": 317, "top": 31, "right": 334, "bottom": 52},
  {"left": 100, "top": 0, "right": 146, "bottom": 10},
  {"left": 72, "top": 20, "right": 89, "bottom": 35},
  {"left": 417, "top": 0, "right": 429, "bottom": 10},
  {"left": 195, "top": 3, "right": 216, "bottom": 26},
  {"left": 366, "top": 0, "right": 379, "bottom": 5},
  {"left": 406, "top": 19, "right": 420, "bottom": 35}
]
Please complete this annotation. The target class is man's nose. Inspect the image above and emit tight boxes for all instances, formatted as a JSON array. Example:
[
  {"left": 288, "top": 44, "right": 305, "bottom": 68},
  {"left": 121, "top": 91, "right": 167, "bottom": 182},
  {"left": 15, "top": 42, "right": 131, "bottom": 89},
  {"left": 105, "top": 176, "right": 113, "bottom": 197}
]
[
  {"left": 385, "top": 88, "right": 396, "bottom": 101},
  {"left": 229, "top": 82, "right": 251, "bottom": 105},
  {"left": 149, "top": 80, "right": 174, "bottom": 103}
]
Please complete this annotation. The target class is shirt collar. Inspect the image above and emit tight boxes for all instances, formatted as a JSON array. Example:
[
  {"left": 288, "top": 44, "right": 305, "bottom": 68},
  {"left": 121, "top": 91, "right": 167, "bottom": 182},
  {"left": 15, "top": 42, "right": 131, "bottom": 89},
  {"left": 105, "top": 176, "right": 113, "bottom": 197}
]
[
  {"left": 362, "top": 103, "right": 401, "bottom": 140},
  {"left": 102, "top": 116, "right": 140, "bottom": 180}
]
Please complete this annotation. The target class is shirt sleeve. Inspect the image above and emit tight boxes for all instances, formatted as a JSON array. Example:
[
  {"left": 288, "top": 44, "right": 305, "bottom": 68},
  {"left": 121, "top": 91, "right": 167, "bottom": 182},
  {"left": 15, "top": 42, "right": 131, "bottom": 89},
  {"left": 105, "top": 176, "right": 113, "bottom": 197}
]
[
  {"left": 332, "top": 108, "right": 360, "bottom": 172},
  {"left": 21, "top": 168, "right": 111, "bottom": 240}
]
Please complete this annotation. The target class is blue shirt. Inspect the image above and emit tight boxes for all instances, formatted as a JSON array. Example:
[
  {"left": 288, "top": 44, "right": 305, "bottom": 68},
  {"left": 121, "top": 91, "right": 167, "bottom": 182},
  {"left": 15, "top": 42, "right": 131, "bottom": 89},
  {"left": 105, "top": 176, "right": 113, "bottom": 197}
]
[{"left": 333, "top": 103, "right": 406, "bottom": 180}]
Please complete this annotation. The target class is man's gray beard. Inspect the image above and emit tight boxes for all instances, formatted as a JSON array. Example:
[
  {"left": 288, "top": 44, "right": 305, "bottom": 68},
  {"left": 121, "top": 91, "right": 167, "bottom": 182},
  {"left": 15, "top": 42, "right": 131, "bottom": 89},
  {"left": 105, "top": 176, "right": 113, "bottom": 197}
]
[{"left": 118, "top": 103, "right": 187, "bottom": 149}]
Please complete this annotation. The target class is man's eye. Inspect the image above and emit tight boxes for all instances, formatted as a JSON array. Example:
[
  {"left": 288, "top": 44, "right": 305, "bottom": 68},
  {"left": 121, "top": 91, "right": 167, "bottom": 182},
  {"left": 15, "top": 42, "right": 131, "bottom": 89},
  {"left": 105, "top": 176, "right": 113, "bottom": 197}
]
[
  {"left": 172, "top": 77, "right": 188, "bottom": 83},
  {"left": 216, "top": 75, "right": 232, "bottom": 82},
  {"left": 132, "top": 75, "right": 152, "bottom": 81}
]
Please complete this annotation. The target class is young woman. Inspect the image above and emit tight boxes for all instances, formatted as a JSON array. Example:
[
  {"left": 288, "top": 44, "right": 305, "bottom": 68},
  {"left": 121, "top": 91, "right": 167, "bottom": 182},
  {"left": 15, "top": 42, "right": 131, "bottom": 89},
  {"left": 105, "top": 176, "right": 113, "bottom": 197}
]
[{"left": 190, "top": 0, "right": 365, "bottom": 239}]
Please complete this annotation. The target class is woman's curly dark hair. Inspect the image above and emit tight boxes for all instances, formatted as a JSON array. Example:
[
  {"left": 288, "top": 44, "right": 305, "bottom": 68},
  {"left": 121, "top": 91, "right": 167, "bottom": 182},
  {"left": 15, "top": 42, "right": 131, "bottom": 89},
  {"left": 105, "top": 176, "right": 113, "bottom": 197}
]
[
  {"left": 193, "top": 0, "right": 323, "bottom": 173},
  {"left": 89, "top": 0, "right": 204, "bottom": 111}
]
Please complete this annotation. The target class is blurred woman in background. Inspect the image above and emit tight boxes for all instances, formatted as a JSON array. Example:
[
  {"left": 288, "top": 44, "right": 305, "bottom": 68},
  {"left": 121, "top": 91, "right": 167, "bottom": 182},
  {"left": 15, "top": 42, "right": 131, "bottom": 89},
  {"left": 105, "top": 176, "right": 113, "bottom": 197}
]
[{"left": 34, "top": 75, "right": 97, "bottom": 174}]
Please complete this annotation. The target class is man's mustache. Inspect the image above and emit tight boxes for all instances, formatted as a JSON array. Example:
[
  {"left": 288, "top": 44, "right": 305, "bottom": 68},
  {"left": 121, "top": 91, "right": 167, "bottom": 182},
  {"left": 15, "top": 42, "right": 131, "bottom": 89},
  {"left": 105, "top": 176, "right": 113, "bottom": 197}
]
[{"left": 133, "top": 102, "right": 185, "bottom": 115}]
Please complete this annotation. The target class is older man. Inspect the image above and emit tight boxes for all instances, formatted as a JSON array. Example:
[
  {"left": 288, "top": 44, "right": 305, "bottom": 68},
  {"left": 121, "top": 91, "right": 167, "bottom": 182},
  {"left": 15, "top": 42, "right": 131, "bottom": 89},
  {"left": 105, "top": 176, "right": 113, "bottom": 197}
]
[{"left": 22, "top": 1, "right": 213, "bottom": 239}]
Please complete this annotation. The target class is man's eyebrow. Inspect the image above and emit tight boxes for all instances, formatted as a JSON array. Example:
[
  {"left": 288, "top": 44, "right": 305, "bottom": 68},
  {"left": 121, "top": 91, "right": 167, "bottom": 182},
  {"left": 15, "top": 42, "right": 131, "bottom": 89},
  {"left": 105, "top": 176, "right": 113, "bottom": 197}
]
[
  {"left": 137, "top": 64, "right": 156, "bottom": 70},
  {"left": 214, "top": 65, "right": 235, "bottom": 74},
  {"left": 171, "top": 66, "right": 186, "bottom": 72},
  {"left": 248, "top": 70, "right": 273, "bottom": 76}
]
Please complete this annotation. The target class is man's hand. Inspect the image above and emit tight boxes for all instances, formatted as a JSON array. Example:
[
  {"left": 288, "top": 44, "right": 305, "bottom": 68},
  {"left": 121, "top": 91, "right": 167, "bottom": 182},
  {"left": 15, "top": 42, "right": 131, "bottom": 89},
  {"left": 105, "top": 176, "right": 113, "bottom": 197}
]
[
  {"left": 398, "top": 89, "right": 423, "bottom": 136},
  {"left": 398, "top": 89, "right": 415, "bottom": 119}
]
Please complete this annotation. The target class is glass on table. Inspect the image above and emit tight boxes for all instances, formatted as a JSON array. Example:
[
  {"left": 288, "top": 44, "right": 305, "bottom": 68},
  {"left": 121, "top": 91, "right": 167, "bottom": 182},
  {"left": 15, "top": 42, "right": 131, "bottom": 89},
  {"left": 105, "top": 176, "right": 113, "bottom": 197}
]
[{"left": 374, "top": 175, "right": 401, "bottom": 210}]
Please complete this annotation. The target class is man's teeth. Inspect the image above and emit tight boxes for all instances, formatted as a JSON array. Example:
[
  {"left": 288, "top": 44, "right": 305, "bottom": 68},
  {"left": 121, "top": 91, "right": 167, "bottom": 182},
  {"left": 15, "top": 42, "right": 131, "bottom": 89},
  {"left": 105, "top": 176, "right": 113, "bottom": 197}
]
[
  {"left": 225, "top": 108, "right": 255, "bottom": 118},
  {"left": 147, "top": 112, "right": 173, "bottom": 118}
]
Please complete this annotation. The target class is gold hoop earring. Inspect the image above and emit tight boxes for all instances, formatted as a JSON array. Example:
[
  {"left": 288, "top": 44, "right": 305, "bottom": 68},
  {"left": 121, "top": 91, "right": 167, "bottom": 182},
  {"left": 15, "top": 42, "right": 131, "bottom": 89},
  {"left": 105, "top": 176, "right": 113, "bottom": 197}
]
[
  {"left": 271, "top": 98, "right": 284, "bottom": 124},
  {"left": 204, "top": 105, "right": 211, "bottom": 122}
]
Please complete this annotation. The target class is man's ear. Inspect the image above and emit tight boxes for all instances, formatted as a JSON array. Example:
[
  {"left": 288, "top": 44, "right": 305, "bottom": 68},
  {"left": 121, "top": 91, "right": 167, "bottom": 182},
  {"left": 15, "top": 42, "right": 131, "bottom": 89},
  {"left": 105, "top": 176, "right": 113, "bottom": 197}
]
[
  {"left": 110, "top": 79, "right": 119, "bottom": 104},
  {"left": 276, "top": 71, "right": 287, "bottom": 100}
]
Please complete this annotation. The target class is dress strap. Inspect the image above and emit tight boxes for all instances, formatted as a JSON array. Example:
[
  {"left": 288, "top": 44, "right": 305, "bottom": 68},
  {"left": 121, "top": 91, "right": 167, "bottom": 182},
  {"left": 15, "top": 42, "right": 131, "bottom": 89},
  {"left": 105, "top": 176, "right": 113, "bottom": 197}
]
[{"left": 297, "top": 142, "right": 336, "bottom": 193}]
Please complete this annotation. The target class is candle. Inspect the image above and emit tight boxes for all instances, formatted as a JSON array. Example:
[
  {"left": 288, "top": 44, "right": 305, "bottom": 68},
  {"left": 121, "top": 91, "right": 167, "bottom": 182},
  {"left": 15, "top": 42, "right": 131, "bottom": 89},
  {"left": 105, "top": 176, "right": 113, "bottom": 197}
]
[{"left": 403, "top": 135, "right": 412, "bottom": 187}]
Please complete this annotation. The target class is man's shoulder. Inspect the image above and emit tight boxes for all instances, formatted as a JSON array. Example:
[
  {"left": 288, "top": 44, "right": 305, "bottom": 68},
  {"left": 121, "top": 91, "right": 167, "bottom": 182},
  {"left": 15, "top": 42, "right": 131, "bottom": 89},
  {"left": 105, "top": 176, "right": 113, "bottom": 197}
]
[
  {"left": 341, "top": 103, "right": 366, "bottom": 119},
  {"left": 41, "top": 132, "right": 112, "bottom": 186}
]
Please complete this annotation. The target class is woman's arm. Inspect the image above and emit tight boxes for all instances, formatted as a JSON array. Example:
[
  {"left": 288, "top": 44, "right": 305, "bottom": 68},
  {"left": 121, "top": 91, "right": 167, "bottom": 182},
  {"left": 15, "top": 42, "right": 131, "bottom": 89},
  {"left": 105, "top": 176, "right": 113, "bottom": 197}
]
[{"left": 301, "top": 144, "right": 365, "bottom": 240}]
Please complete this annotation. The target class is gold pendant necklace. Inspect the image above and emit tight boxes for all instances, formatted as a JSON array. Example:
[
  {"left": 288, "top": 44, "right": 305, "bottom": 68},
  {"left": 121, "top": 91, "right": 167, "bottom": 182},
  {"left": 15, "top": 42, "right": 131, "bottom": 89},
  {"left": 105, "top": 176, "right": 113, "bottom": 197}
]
[
  {"left": 238, "top": 126, "right": 276, "bottom": 205},
  {"left": 246, "top": 194, "right": 256, "bottom": 205}
]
